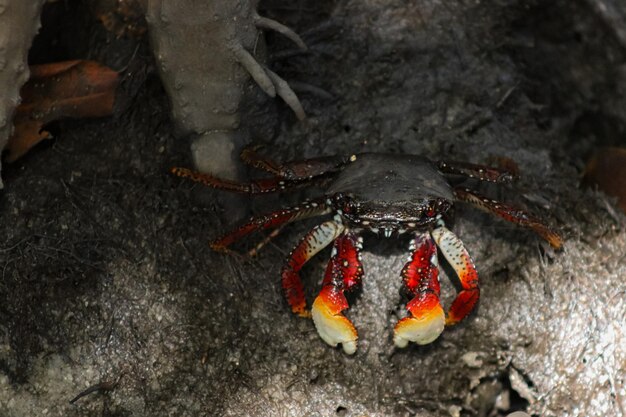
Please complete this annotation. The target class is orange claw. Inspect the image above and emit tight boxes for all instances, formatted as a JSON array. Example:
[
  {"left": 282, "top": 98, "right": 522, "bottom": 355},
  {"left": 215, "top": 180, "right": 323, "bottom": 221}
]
[
  {"left": 311, "top": 286, "right": 358, "bottom": 354},
  {"left": 311, "top": 232, "right": 363, "bottom": 354},
  {"left": 394, "top": 233, "right": 445, "bottom": 347},
  {"left": 394, "top": 292, "right": 445, "bottom": 347}
]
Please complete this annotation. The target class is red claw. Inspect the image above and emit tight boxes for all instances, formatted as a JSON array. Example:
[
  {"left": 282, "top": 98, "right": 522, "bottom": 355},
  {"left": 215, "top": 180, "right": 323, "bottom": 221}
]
[
  {"left": 394, "top": 233, "right": 445, "bottom": 347},
  {"left": 311, "top": 232, "right": 363, "bottom": 354}
]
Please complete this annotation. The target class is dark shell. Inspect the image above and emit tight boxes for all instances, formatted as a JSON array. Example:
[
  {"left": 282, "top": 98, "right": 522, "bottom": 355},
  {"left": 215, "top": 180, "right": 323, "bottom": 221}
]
[
  {"left": 327, "top": 153, "right": 453, "bottom": 201},
  {"left": 326, "top": 153, "right": 454, "bottom": 230}
]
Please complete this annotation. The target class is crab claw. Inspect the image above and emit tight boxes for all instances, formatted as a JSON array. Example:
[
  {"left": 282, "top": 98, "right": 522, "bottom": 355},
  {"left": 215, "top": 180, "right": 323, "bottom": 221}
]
[
  {"left": 312, "top": 287, "right": 358, "bottom": 354},
  {"left": 393, "top": 233, "right": 445, "bottom": 347},
  {"left": 310, "top": 232, "right": 363, "bottom": 354},
  {"left": 394, "top": 293, "right": 445, "bottom": 347}
]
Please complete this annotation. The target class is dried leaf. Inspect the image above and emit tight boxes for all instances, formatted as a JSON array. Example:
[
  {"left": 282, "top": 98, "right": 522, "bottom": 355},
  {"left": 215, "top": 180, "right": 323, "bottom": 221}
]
[
  {"left": 6, "top": 60, "right": 119, "bottom": 162},
  {"left": 583, "top": 147, "right": 626, "bottom": 213}
]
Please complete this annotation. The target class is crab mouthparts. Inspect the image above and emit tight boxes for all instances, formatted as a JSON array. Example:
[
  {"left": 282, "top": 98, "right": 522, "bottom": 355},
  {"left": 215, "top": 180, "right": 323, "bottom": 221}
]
[{"left": 369, "top": 226, "right": 400, "bottom": 238}]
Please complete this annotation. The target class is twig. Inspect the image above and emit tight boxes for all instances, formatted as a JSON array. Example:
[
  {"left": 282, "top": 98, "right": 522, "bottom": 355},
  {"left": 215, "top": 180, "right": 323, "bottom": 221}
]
[
  {"left": 0, "top": 237, "right": 30, "bottom": 252},
  {"left": 69, "top": 372, "right": 126, "bottom": 404},
  {"left": 496, "top": 83, "right": 519, "bottom": 109}
]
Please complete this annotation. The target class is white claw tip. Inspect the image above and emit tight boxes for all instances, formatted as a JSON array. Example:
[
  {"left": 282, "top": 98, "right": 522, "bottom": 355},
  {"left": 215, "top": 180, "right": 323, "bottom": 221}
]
[
  {"left": 393, "top": 306, "right": 445, "bottom": 347},
  {"left": 312, "top": 295, "right": 358, "bottom": 355},
  {"left": 342, "top": 340, "right": 357, "bottom": 355}
]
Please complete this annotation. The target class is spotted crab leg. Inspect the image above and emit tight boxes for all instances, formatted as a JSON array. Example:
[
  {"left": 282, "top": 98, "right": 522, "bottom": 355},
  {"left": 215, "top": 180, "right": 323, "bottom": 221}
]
[
  {"left": 174, "top": 146, "right": 354, "bottom": 194},
  {"left": 240, "top": 145, "right": 352, "bottom": 181},
  {"left": 311, "top": 231, "right": 364, "bottom": 355},
  {"left": 438, "top": 160, "right": 515, "bottom": 183},
  {"left": 454, "top": 187, "right": 563, "bottom": 249},
  {"left": 393, "top": 232, "right": 445, "bottom": 347},
  {"left": 210, "top": 199, "right": 331, "bottom": 252},
  {"left": 431, "top": 225, "right": 480, "bottom": 326},
  {"left": 171, "top": 167, "right": 319, "bottom": 194},
  {"left": 281, "top": 219, "right": 345, "bottom": 317}
]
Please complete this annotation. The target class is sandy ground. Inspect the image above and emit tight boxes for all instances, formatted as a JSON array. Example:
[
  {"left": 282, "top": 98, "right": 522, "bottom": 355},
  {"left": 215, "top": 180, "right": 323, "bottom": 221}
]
[{"left": 0, "top": 1, "right": 625, "bottom": 416}]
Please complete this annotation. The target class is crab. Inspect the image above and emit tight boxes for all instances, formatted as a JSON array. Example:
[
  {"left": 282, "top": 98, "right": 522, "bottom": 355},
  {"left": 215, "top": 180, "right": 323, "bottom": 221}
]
[{"left": 172, "top": 146, "right": 562, "bottom": 354}]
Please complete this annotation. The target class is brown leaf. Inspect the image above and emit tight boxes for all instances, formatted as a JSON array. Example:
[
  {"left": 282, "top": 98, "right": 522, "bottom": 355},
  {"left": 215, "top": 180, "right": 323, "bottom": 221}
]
[
  {"left": 583, "top": 147, "right": 626, "bottom": 213},
  {"left": 6, "top": 60, "right": 119, "bottom": 162}
]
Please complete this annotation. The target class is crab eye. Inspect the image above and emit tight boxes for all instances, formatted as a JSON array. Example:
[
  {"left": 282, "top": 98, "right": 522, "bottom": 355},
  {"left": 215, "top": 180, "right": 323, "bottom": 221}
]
[
  {"left": 427, "top": 208, "right": 435, "bottom": 217},
  {"left": 334, "top": 193, "right": 355, "bottom": 215}
]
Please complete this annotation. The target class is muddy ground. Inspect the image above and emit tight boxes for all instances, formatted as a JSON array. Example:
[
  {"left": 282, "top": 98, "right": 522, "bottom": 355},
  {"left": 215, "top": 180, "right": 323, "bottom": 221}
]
[{"left": 0, "top": 1, "right": 625, "bottom": 416}]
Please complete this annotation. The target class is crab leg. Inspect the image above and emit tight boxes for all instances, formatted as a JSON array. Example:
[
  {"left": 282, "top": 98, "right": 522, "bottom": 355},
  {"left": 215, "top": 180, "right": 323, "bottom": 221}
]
[
  {"left": 210, "top": 199, "right": 331, "bottom": 252},
  {"left": 393, "top": 232, "right": 446, "bottom": 347},
  {"left": 171, "top": 167, "right": 317, "bottom": 194},
  {"left": 438, "top": 160, "right": 515, "bottom": 183},
  {"left": 281, "top": 219, "right": 345, "bottom": 317},
  {"left": 240, "top": 145, "right": 352, "bottom": 181},
  {"left": 454, "top": 187, "right": 563, "bottom": 249},
  {"left": 311, "top": 231, "right": 363, "bottom": 355},
  {"left": 431, "top": 225, "right": 480, "bottom": 326}
]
